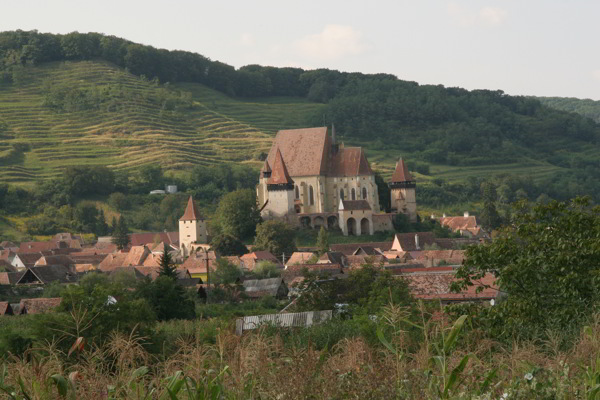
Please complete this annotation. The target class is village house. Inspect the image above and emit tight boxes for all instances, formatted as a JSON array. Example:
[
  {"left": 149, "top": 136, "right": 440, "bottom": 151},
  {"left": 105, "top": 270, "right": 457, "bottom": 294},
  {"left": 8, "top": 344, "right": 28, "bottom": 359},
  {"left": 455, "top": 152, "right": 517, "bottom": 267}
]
[
  {"left": 439, "top": 212, "right": 489, "bottom": 239},
  {"left": 256, "top": 127, "right": 418, "bottom": 235}
]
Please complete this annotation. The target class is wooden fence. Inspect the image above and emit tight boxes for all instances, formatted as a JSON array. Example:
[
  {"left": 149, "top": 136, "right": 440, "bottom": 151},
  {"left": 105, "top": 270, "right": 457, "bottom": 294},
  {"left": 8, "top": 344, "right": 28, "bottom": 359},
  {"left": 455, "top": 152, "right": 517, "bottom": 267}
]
[{"left": 235, "top": 310, "right": 332, "bottom": 336}]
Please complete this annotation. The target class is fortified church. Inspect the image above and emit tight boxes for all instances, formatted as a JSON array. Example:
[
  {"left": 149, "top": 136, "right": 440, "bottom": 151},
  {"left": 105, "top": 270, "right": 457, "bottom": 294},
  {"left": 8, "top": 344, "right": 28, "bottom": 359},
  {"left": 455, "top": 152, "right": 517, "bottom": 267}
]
[{"left": 257, "top": 127, "right": 417, "bottom": 236}]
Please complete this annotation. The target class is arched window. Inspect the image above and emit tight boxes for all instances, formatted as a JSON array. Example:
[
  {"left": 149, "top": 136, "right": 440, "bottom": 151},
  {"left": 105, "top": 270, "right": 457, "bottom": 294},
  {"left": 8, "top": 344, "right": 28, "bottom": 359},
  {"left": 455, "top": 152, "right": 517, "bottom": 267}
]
[
  {"left": 340, "top": 189, "right": 344, "bottom": 200},
  {"left": 309, "top": 185, "right": 314, "bottom": 205},
  {"left": 351, "top": 188, "right": 356, "bottom": 200},
  {"left": 362, "top": 187, "right": 367, "bottom": 200},
  {"left": 295, "top": 185, "right": 299, "bottom": 200}
]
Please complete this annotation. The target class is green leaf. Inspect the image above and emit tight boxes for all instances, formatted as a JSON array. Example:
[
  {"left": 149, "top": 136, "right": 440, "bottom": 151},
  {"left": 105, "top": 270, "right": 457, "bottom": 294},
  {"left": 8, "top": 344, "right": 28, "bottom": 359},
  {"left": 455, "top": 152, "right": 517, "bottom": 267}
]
[
  {"left": 377, "top": 327, "right": 397, "bottom": 355},
  {"left": 131, "top": 366, "right": 149, "bottom": 380},
  {"left": 444, "top": 315, "right": 467, "bottom": 353},
  {"left": 477, "top": 368, "right": 497, "bottom": 395},
  {"left": 50, "top": 374, "right": 68, "bottom": 398},
  {"left": 444, "top": 354, "right": 469, "bottom": 397}
]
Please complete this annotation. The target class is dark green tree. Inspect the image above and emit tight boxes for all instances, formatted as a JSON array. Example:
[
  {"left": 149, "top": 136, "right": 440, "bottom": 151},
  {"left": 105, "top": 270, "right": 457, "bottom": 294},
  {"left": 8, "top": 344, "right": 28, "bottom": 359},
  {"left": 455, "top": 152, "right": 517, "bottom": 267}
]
[
  {"left": 158, "top": 249, "right": 177, "bottom": 279},
  {"left": 479, "top": 182, "right": 502, "bottom": 230},
  {"left": 111, "top": 215, "right": 130, "bottom": 250},
  {"left": 375, "top": 172, "right": 391, "bottom": 212},
  {"left": 211, "top": 234, "right": 249, "bottom": 256},
  {"left": 135, "top": 276, "right": 195, "bottom": 321},
  {"left": 316, "top": 226, "right": 329, "bottom": 255},
  {"left": 253, "top": 219, "right": 297, "bottom": 259},
  {"left": 453, "top": 197, "right": 600, "bottom": 338},
  {"left": 211, "top": 258, "right": 243, "bottom": 284},
  {"left": 215, "top": 189, "right": 262, "bottom": 240}
]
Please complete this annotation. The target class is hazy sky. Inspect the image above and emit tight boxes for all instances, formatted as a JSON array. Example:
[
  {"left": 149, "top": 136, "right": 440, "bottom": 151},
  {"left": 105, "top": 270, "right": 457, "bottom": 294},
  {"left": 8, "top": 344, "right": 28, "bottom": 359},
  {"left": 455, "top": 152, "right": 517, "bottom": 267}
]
[{"left": 3, "top": 0, "right": 599, "bottom": 99}]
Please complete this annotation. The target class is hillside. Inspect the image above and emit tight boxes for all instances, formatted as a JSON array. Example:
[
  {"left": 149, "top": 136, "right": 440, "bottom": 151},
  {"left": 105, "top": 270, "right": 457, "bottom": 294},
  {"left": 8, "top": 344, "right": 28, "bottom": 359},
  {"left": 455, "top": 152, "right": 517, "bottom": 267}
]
[
  {"left": 537, "top": 96, "right": 600, "bottom": 123},
  {"left": 0, "top": 61, "right": 323, "bottom": 184},
  {"left": 1, "top": 30, "right": 600, "bottom": 211}
]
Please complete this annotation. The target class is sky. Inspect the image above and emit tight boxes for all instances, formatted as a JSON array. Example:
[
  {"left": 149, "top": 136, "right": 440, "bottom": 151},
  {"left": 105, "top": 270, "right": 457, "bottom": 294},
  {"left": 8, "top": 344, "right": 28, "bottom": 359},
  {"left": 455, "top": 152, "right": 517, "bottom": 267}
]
[{"left": 3, "top": 0, "right": 599, "bottom": 99}]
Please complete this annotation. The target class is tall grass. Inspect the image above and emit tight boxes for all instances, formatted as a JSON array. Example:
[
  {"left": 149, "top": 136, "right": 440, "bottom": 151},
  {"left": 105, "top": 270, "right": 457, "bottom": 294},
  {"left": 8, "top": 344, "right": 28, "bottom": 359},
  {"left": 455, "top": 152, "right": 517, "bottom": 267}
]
[{"left": 3, "top": 306, "right": 600, "bottom": 398}]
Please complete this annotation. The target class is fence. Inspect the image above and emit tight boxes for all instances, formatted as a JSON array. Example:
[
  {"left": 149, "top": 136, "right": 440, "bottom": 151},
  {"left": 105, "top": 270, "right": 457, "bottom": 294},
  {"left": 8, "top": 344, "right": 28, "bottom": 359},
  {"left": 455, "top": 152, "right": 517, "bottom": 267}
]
[{"left": 235, "top": 310, "right": 332, "bottom": 336}]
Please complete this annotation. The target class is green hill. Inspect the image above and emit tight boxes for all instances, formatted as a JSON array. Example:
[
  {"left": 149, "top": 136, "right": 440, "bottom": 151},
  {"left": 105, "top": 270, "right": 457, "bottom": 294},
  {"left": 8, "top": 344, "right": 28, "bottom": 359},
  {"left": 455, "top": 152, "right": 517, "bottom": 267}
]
[
  {"left": 0, "top": 61, "right": 323, "bottom": 184},
  {"left": 2, "top": 30, "right": 600, "bottom": 209},
  {"left": 537, "top": 96, "right": 600, "bottom": 123}
]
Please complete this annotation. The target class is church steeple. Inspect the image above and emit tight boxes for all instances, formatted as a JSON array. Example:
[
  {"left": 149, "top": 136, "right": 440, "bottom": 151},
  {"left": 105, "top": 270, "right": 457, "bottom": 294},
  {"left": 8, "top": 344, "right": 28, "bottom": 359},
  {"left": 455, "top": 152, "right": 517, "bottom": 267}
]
[
  {"left": 390, "top": 158, "right": 416, "bottom": 188},
  {"left": 180, "top": 196, "right": 203, "bottom": 221},
  {"left": 267, "top": 148, "right": 294, "bottom": 190}
]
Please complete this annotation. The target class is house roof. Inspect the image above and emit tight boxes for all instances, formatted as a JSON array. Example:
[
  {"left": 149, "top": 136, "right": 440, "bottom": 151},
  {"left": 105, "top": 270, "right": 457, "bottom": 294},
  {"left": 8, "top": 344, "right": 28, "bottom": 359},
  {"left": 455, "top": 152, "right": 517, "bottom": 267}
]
[
  {"left": 0, "top": 259, "right": 16, "bottom": 272},
  {"left": 402, "top": 271, "right": 499, "bottom": 301},
  {"left": 390, "top": 158, "right": 414, "bottom": 183},
  {"left": 124, "top": 246, "right": 150, "bottom": 266},
  {"left": 98, "top": 253, "right": 128, "bottom": 271},
  {"left": 415, "top": 250, "right": 466, "bottom": 263},
  {"left": 243, "top": 277, "right": 286, "bottom": 298},
  {"left": 330, "top": 242, "right": 393, "bottom": 255},
  {"left": 34, "top": 255, "right": 75, "bottom": 267},
  {"left": 0, "top": 241, "right": 17, "bottom": 249},
  {"left": 318, "top": 251, "right": 346, "bottom": 265},
  {"left": 0, "top": 271, "right": 23, "bottom": 285},
  {"left": 268, "top": 148, "right": 294, "bottom": 185},
  {"left": 142, "top": 253, "right": 162, "bottom": 267},
  {"left": 287, "top": 252, "right": 315, "bottom": 266},
  {"left": 182, "top": 253, "right": 217, "bottom": 273},
  {"left": 180, "top": 196, "right": 202, "bottom": 221},
  {"left": 129, "top": 232, "right": 178, "bottom": 247},
  {"left": 283, "top": 263, "right": 344, "bottom": 280},
  {"left": 69, "top": 253, "right": 107, "bottom": 266},
  {"left": 266, "top": 127, "right": 330, "bottom": 177},
  {"left": 16, "top": 252, "right": 44, "bottom": 267},
  {"left": 329, "top": 147, "right": 372, "bottom": 176},
  {"left": 19, "top": 297, "right": 62, "bottom": 314},
  {"left": 339, "top": 200, "right": 371, "bottom": 211},
  {"left": 346, "top": 255, "right": 386, "bottom": 267},
  {"left": 391, "top": 232, "right": 437, "bottom": 252},
  {"left": 0, "top": 302, "right": 13, "bottom": 315},
  {"left": 439, "top": 216, "right": 483, "bottom": 236},
  {"left": 351, "top": 246, "right": 384, "bottom": 256},
  {"left": 17, "top": 265, "right": 75, "bottom": 284}
]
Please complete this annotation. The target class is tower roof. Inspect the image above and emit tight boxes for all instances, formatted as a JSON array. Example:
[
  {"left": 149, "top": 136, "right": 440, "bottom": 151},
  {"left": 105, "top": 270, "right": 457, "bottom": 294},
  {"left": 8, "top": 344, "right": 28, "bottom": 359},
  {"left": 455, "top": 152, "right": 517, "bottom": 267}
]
[
  {"left": 262, "top": 159, "right": 271, "bottom": 173},
  {"left": 268, "top": 148, "right": 294, "bottom": 185},
  {"left": 391, "top": 158, "right": 414, "bottom": 183},
  {"left": 179, "top": 196, "right": 203, "bottom": 221}
]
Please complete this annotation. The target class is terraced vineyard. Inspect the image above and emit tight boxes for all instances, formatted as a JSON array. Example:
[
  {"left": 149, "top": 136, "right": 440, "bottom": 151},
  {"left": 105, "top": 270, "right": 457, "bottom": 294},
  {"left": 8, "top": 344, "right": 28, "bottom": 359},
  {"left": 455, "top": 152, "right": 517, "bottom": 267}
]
[{"left": 0, "top": 61, "right": 324, "bottom": 184}]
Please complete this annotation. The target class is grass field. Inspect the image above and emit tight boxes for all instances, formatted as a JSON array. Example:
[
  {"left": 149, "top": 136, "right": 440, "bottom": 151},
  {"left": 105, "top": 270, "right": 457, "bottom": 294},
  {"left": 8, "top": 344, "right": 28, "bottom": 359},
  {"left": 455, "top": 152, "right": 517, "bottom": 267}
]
[
  {"left": 0, "top": 60, "right": 580, "bottom": 188},
  {"left": 0, "top": 61, "right": 324, "bottom": 184}
]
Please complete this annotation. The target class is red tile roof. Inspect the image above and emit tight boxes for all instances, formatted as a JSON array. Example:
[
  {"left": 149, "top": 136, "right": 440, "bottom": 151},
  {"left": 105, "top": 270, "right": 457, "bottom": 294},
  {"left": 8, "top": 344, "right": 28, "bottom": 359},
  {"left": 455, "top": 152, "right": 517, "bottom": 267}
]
[
  {"left": 330, "top": 242, "right": 393, "bottom": 255},
  {"left": 268, "top": 148, "right": 294, "bottom": 185},
  {"left": 180, "top": 196, "right": 202, "bottom": 221},
  {"left": 329, "top": 147, "right": 372, "bottom": 176},
  {"left": 391, "top": 158, "right": 413, "bottom": 183},
  {"left": 0, "top": 302, "right": 13, "bottom": 315},
  {"left": 240, "top": 251, "right": 281, "bottom": 270},
  {"left": 17, "top": 252, "right": 44, "bottom": 268},
  {"left": 287, "top": 252, "right": 316, "bottom": 266},
  {"left": 283, "top": 263, "right": 344, "bottom": 279},
  {"left": 267, "top": 127, "right": 330, "bottom": 177},
  {"left": 340, "top": 200, "right": 371, "bottom": 211},
  {"left": 403, "top": 272, "right": 498, "bottom": 301},
  {"left": 19, "top": 297, "right": 62, "bottom": 314},
  {"left": 129, "top": 232, "right": 178, "bottom": 247},
  {"left": 262, "top": 159, "right": 271, "bottom": 173}
]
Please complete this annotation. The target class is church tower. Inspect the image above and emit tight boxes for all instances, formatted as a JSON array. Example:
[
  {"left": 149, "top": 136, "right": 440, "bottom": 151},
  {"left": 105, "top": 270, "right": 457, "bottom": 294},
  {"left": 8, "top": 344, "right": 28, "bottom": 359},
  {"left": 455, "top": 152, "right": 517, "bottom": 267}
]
[
  {"left": 264, "top": 148, "right": 295, "bottom": 217},
  {"left": 179, "top": 196, "right": 207, "bottom": 257},
  {"left": 389, "top": 158, "right": 417, "bottom": 222}
]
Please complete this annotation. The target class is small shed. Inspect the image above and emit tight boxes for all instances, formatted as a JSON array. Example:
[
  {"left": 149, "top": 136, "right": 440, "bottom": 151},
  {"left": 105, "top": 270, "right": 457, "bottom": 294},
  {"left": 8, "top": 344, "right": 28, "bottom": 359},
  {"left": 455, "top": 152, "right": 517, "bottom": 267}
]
[{"left": 243, "top": 277, "right": 288, "bottom": 299}]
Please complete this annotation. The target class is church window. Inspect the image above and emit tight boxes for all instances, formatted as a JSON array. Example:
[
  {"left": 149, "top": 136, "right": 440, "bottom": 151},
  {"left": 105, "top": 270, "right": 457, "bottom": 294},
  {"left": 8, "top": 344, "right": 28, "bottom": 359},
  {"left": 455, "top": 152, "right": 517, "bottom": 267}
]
[
  {"left": 351, "top": 188, "right": 356, "bottom": 200},
  {"left": 295, "top": 185, "right": 299, "bottom": 199},
  {"left": 362, "top": 187, "right": 367, "bottom": 200},
  {"left": 340, "top": 189, "right": 344, "bottom": 200},
  {"left": 309, "top": 185, "right": 315, "bottom": 205}
]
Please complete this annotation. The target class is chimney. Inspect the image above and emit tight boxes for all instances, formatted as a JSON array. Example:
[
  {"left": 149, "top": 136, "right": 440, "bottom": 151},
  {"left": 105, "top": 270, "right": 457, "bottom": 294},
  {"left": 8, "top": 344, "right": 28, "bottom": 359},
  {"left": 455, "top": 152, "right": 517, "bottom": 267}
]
[
  {"left": 442, "top": 213, "right": 447, "bottom": 218},
  {"left": 464, "top": 211, "right": 469, "bottom": 217},
  {"left": 414, "top": 234, "right": 420, "bottom": 250}
]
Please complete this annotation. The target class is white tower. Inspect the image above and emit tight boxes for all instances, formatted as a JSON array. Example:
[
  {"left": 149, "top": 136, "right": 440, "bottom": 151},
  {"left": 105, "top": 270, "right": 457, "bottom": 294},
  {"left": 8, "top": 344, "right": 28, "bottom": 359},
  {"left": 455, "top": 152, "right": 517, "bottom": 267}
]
[{"left": 179, "top": 196, "right": 207, "bottom": 257}]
